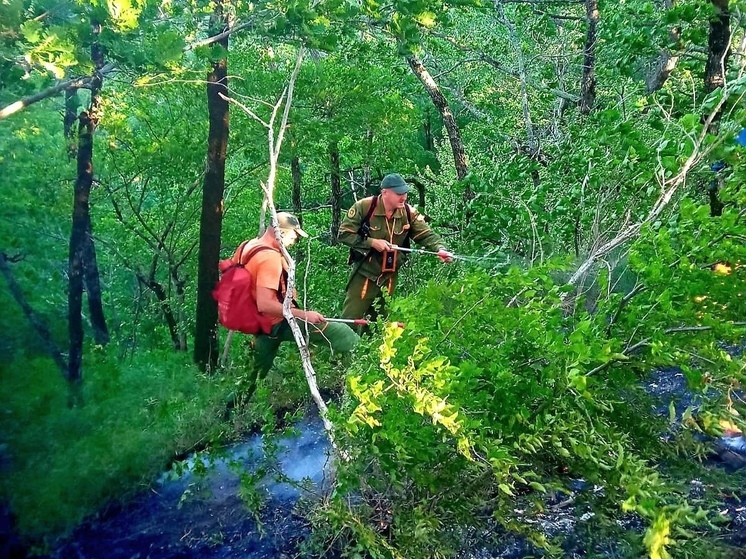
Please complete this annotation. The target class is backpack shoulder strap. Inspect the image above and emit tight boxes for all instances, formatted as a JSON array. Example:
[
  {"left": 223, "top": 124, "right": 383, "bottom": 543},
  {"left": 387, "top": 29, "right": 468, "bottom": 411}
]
[
  {"left": 232, "top": 240, "right": 251, "bottom": 263},
  {"left": 403, "top": 204, "right": 413, "bottom": 248},
  {"left": 236, "top": 243, "right": 276, "bottom": 266},
  {"left": 241, "top": 245, "right": 290, "bottom": 304},
  {"left": 363, "top": 195, "right": 378, "bottom": 223},
  {"left": 354, "top": 196, "right": 379, "bottom": 243}
]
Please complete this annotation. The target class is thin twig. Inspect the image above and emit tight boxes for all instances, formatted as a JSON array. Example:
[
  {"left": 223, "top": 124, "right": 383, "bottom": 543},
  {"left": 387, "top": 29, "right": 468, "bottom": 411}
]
[
  {"left": 440, "top": 294, "right": 492, "bottom": 343},
  {"left": 605, "top": 283, "right": 647, "bottom": 337}
]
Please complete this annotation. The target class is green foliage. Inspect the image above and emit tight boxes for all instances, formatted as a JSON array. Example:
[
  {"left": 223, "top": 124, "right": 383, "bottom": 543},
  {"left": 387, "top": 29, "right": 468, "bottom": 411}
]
[
  {"left": 3, "top": 0, "right": 746, "bottom": 556},
  {"left": 0, "top": 346, "right": 236, "bottom": 547},
  {"left": 313, "top": 204, "right": 745, "bottom": 557}
]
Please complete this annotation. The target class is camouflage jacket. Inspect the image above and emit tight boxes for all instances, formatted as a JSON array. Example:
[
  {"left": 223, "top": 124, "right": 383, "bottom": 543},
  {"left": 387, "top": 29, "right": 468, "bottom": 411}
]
[{"left": 338, "top": 196, "right": 446, "bottom": 282}]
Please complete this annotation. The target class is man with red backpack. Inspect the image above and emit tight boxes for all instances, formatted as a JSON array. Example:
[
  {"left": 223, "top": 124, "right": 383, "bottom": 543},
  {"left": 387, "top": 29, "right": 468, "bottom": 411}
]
[{"left": 229, "top": 212, "right": 358, "bottom": 395}]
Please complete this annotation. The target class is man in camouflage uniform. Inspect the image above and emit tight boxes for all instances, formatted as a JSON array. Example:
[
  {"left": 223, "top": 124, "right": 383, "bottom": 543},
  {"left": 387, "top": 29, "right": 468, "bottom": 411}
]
[{"left": 338, "top": 173, "right": 453, "bottom": 324}]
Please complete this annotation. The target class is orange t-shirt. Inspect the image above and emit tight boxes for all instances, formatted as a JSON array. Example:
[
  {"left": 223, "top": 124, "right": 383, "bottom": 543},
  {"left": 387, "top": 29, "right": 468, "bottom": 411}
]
[{"left": 232, "top": 239, "right": 292, "bottom": 327}]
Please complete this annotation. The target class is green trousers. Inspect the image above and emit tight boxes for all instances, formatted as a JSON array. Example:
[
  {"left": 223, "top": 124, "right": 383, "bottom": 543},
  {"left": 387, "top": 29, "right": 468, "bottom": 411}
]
[
  {"left": 253, "top": 319, "right": 359, "bottom": 380},
  {"left": 342, "top": 271, "right": 398, "bottom": 323}
]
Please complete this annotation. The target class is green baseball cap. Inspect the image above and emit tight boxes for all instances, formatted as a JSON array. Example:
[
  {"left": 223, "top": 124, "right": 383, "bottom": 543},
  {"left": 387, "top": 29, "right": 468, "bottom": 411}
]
[{"left": 380, "top": 173, "right": 411, "bottom": 194}]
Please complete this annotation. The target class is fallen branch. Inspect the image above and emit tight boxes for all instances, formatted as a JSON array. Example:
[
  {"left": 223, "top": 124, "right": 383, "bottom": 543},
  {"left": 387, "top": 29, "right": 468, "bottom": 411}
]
[
  {"left": 0, "top": 62, "right": 116, "bottom": 120},
  {"left": 605, "top": 283, "right": 647, "bottom": 337},
  {"left": 568, "top": 43, "right": 746, "bottom": 293}
]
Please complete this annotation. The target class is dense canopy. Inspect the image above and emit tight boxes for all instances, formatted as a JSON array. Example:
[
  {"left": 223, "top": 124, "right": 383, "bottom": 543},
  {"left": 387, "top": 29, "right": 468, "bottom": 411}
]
[{"left": 1, "top": 0, "right": 745, "bottom": 557}]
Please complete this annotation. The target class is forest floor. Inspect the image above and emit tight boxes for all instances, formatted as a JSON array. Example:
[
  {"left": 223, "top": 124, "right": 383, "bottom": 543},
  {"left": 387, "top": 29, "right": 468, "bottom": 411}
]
[{"left": 3, "top": 365, "right": 746, "bottom": 559}]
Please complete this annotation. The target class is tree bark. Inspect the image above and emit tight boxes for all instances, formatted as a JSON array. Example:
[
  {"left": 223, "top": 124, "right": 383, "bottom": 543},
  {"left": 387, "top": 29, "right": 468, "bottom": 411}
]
[
  {"left": 67, "top": 19, "right": 109, "bottom": 387},
  {"left": 329, "top": 140, "right": 341, "bottom": 245},
  {"left": 68, "top": 109, "right": 93, "bottom": 385},
  {"left": 408, "top": 177, "right": 427, "bottom": 211},
  {"left": 704, "top": 0, "right": 730, "bottom": 95},
  {"left": 423, "top": 108, "right": 434, "bottom": 152},
  {"left": 579, "top": 0, "right": 599, "bottom": 115},
  {"left": 364, "top": 130, "right": 374, "bottom": 196},
  {"left": 704, "top": 0, "right": 730, "bottom": 217},
  {"left": 0, "top": 253, "right": 67, "bottom": 376},
  {"left": 405, "top": 54, "right": 471, "bottom": 199},
  {"left": 81, "top": 21, "right": 109, "bottom": 347},
  {"left": 82, "top": 223, "right": 109, "bottom": 346},
  {"left": 646, "top": 0, "right": 681, "bottom": 95},
  {"left": 194, "top": 3, "right": 229, "bottom": 372}
]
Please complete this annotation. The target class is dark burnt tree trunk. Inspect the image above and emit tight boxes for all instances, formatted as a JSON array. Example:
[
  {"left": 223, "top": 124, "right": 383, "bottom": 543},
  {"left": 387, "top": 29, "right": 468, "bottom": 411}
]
[
  {"left": 579, "top": 0, "right": 599, "bottom": 115},
  {"left": 329, "top": 140, "right": 341, "bottom": 245},
  {"left": 68, "top": 109, "right": 93, "bottom": 388},
  {"left": 171, "top": 266, "right": 188, "bottom": 350},
  {"left": 291, "top": 153, "right": 304, "bottom": 261},
  {"left": 704, "top": 0, "right": 730, "bottom": 95},
  {"left": 194, "top": 2, "right": 229, "bottom": 372},
  {"left": 82, "top": 24, "right": 109, "bottom": 348},
  {"left": 0, "top": 253, "right": 67, "bottom": 376},
  {"left": 82, "top": 223, "right": 109, "bottom": 346},
  {"left": 67, "top": 19, "right": 109, "bottom": 391},
  {"left": 408, "top": 177, "right": 427, "bottom": 212},
  {"left": 704, "top": 0, "right": 730, "bottom": 217},
  {"left": 405, "top": 54, "right": 471, "bottom": 200}
]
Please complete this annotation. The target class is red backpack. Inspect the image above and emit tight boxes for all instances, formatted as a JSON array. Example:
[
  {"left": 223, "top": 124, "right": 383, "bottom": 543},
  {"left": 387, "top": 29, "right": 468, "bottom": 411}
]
[{"left": 212, "top": 242, "right": 278, "bottom": 335}]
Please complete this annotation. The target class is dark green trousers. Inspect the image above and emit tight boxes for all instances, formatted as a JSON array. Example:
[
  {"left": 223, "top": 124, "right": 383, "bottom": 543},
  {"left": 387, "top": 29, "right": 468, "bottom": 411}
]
[
  {"left": 253, "top": 319, "right": 359, "bottom": 379},
  {"left": 342, "top": 271, "right": 398, "bottom": 322}
]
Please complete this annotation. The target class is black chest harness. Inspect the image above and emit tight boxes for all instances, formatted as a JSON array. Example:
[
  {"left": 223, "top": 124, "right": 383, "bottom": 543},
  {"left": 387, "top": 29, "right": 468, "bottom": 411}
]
[{"left": 349, "top": 196, "right": 413, "bottom": 270}]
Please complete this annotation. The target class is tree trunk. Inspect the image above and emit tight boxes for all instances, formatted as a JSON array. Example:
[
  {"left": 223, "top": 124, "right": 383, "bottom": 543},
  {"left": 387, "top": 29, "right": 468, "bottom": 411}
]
[
  {"left": 704, "top": 0, "right": 730, "bottom": 95},
  {"left": 646, "top": 0, "right": 681, "bottom": 96},
  {"left": 646, "top": 50, "right": 680, "bottom": 94},
  {"left": 579, "top": 0, "right": 600, "bottom": 115},
  {"left": 423, "top": 109, "right": 434, "bottom": 152},
  {"left": 0, "top": 253, "right": 67, "bottom": 376},
  {"left": 405, "top": 54, "right": 471, "bottom": 199},
  {"left": 409, "top": 178, "right": 427, "bottom": 212},
  {"left": 82, "top": 224, "right": 109, "bottom": 346},
  {"left": 364, "top": 130, "right": 373, "bottom": 196},
  {"left": 68, "top": 109, "right": 93, "bottom": 386},
  {"left": 704, "top": 0, "right": 730, "bottom": 217},
  {"left": 171, "top": 268, "right": 188, "bottom": 351},
  {"left": 329, "top": 140, "right": 341, "bottom": 245},
  {"left": 81, "top": 21, "right": 109, "bottom": 347},
  {"left": 193, "top": 3, "right": 229, "bottom": 372},
  {"left": 67, "top": 19, "right": 109, "bottom": 389}
]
